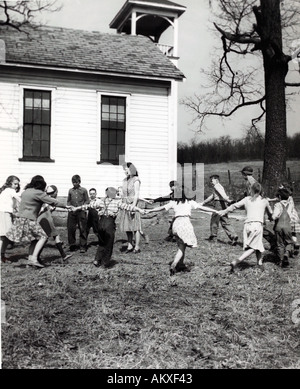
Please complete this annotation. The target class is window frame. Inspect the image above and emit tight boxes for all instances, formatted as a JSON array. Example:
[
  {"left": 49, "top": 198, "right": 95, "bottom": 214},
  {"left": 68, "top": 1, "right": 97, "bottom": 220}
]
[
  {"left": 97, "top": 92, "right": 129, "bottom": 166},
  {"left": 18, "top": 85, "right": 56, "bottom": 163}
]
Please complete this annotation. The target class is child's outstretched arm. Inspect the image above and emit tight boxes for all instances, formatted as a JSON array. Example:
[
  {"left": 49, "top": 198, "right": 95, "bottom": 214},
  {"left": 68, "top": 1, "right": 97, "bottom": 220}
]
[
  {"left": 218, "top": 198, "right": 246, "bottom": 217},
  {"left": 119, "top": 203, "right": 145, "bottom": 214},
  {"left": 196, "top": 204, "right": 219, "bottom": 214},
  {"left": 145, "top": 205, "right": 166, "bottom": 214}
]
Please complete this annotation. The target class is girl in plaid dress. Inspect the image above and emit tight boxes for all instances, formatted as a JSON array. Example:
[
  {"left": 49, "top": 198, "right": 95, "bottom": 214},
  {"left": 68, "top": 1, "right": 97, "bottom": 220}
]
[{"left": 6, "top": 175, "right": 72, "bottom": 268}]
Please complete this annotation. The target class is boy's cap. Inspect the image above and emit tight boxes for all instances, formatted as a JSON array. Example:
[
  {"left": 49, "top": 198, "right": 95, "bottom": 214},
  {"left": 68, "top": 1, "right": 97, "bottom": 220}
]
[
  {"left": 46, "top": 185, "right": 57, "bottom": 195},
  {"left": 241, "top": 166, "right": 253, "bottom": 175},
  {"left": 106, "top": 187, "right": 117, "bottom": 199}
]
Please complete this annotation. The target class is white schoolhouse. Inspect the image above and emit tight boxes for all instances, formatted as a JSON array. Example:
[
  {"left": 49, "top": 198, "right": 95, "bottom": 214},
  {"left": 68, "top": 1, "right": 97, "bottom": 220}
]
[{"left": 0, "top": 0, "right": 186, "bottom": 198}]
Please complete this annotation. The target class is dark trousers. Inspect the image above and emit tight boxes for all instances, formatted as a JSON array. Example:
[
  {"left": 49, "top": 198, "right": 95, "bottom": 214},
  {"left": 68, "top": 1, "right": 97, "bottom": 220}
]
[
  {"left": 94, "top": 216, "right": 116, "bottom": 266},
  {"left": 274, "top": 228, "right": 294, "bottom": 261},
  {"left": 67, "top": 210, "right": 87, "bottom": 248},
  {"left": 210, "top": 200, "right": 237, "bottom": 240},
  {"left": 263, "top": 224, "right": 277, "bottom": 250},
  {"left": 86, "top": 209, "right": 99, "bottom": 238}
]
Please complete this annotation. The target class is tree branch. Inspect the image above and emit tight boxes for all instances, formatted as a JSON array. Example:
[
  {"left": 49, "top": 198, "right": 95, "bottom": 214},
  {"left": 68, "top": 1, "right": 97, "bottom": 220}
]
[
  {"left": 214, "top": 22, "right": 261, "bottom": 45},
  {"left": 285, "top": 82, "right": 300, "bottom": 87}
]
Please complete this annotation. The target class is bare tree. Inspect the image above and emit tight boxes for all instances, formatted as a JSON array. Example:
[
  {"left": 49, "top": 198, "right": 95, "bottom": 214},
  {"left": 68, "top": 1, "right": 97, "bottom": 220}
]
[
  {"left": 182, "top": 0, "right": 300, "bottom": 194},
  {"left": 0, "top": 0, "right": 62, "bottom": 31}
]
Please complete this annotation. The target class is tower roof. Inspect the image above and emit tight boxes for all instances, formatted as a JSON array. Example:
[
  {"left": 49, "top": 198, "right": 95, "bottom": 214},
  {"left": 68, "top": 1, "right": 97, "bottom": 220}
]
[{"left": 110, "top": 0, "right": 186, "bottom": 36}]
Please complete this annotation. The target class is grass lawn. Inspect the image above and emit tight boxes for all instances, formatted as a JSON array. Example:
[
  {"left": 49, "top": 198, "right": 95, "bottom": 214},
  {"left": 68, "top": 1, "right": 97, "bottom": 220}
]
[{"left": 1, "top": 208, "right": 300, "bottom": 369}]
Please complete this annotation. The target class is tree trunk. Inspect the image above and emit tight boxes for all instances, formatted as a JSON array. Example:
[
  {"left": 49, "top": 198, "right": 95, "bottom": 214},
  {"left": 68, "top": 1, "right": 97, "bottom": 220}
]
[{"left": 259, "top": 0, "right": 287, "bottom": 195}]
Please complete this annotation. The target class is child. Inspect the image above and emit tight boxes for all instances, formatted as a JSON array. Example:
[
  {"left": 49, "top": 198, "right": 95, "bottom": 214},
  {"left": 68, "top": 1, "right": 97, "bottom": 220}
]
[
  {"left": 37, "top": 185, "right": 73, "bottom": 263},
  {"left": 145, "top": 186, "right": 218, "bottom": 276},
  {"left": 5, "top": 175, "right": 72, "bottom": 267},
  {"left": 240, "top": 166, "right": 258, "bottom": 198},
  {"left": 271, "top": 188, "right": 295, "bottom": 267},
  {"left": 86, "top": 188, "right": 100, "bottom": 245},
  {"left": 67, "top": 175, "right": 89, "bottom": 253},
  {"left": 0, "top": 175, "right": 21, "bottom": 262},
  {"left": 150, "top": 180, "right": 180, "bottom": 242},
  {"left": 279, "top": 183, "right": 300, "bottom": 256},
  {"left": 201, "top": 175, "right": 238, "bottom": 245},
  {"left": 219, "top": 182, "right": 273, "bottom": 273},
  {"left": 74, "top": 187, "right": 144, "bottom": 267}
]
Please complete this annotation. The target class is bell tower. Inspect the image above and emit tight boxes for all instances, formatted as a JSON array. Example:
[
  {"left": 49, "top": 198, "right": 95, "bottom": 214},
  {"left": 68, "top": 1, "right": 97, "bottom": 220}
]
[{"left": 109, "top": 0, "right": 186, "bottom": 65}]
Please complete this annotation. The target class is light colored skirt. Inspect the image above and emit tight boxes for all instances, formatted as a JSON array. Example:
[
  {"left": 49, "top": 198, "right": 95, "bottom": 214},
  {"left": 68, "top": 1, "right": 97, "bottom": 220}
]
[
  {"left": 172, "top": 216, "right": 197, "bottom": 248},
  {"left": 0, "top": 212, "right": 13, "bottom": 236},
  {"left": 118, "top": 209, "right": 142, "bottom": 232},
  {"left": 6, "top": 217, "right": 48, "bottom": 244},
  {"left": 243, "top": 222, "right": 264, "bottom": 252}
]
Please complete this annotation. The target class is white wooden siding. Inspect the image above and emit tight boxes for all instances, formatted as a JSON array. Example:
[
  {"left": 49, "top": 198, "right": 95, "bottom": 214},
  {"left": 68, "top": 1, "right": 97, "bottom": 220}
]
[{"left": 0, "top": 69, "right": 177, "bottom": 198}]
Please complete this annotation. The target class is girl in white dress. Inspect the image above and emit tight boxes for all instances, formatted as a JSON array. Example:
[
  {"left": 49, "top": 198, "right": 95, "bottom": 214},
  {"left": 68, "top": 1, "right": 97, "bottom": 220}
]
[
  {"left": 0, "top": 176, "right": 21, "bottom": 262},
  {"left": 145, "top": 186, "right": 217, "bottom": 275},
  {"left": 219, "top": 182, "right": 273, "bottom": 272}
]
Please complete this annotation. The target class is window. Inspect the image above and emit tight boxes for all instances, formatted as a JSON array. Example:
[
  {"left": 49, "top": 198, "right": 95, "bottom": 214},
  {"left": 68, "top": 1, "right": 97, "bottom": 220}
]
[
  {"left": 100, "top": 96, "right": 126, "bottom": 164},
  {"left": 21, "top": 89, "right": 52, "bottom": 161}
]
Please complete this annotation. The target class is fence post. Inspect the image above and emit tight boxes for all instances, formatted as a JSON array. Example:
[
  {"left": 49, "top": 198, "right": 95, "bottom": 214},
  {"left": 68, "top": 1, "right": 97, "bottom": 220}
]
[
  {"left": 287, "top": 167, "right": 291, "bottom": 181},
  {"left": 228, "top": 170, "right": 231, "bottom": 185},
  {"left": 258, "top": 168, "right": 261, "bottom": 183}
]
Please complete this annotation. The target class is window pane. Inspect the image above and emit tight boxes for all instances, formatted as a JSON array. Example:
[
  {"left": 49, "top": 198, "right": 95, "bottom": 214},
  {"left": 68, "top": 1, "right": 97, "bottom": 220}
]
[
  {"left": 109, "top": 129, "right": 117, "bottom": 144},
  {"left": 33, "top": 125, "right": 41, "bottom": 140},
  {"left": 101, "top": 145, "right": 108, "bottom": 160},
  {"left": 117, "top": 113, "right": 125, "bottom": 122},
  {"left": 24, "top": 109, "right": 33, "bottom": 123},
  {"left": 41, "top": 141, "right": 49, "bottom": 157},
  {"left": 110, "top": 98, "right": 117, "bottom": 107},
  {"left": 42, "top": 110, "right": 50, "bottom": 124},
  {"left": 42, "top": 92, "right": 50, "bottom": 106},
  {"left": 24, "top": 124, "right": 32, "bottom": 140},
  {"left": 101, "top": 120, "right": 110, "bottom": 129},
  {"left": 24, "top": 140, "right": 32, "bottom": 156},
  {"left": 102, "top": 129, "right": 109, "bottom": 144},
  {"left": 102, "top": 97, "right": 109, "bottom": 106},
  {"left": 34, "top": 94, "right": 42, "bottom": 108},
  {"left": 117, "top": 121, "right": 125, "bottom": 130},
  {"left": 32, "top": 140, "right": 40, "bottom": 156},
  {"left": 109, "top": 120, "right": 117, "bottom": 129},
  {"left": 116, "top": 145, "right": 125, "bottom": 157},
  {"left": 41, "top": 126, "right": 50, "bottom": 141},
  {"left": 117, "top": 131, "right": 125, "bottom": 145},
  {"left": 118, "top": 101, "right": 125, "bottom": 112},
  {"left": 110, "top": 105, "right": 117, "bottom": 114},
  {"left": 109, "top": 145, "right": 116, "bottom": 160},
  {"left": 33, "top": 109, "right": 42, "bottom": 124},
  {"left": 25, "top": 97, "right": 33, "bottom": 108}
]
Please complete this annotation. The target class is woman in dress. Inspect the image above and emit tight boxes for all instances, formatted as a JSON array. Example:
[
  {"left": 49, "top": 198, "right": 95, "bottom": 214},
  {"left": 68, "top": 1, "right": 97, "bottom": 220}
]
[{"left": 119, "top": 162, "right": 143, "bottom": 253}]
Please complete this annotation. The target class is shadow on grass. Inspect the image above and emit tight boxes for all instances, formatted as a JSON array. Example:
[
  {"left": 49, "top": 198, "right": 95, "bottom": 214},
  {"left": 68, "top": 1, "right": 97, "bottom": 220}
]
[{"left": 262, "top": 252, "right": 280, "bottom": 265}]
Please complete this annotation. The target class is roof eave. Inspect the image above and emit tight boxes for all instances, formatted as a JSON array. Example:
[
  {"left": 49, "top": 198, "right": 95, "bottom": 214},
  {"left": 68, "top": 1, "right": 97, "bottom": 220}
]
[{"left": 1, "top": 61, "right": 185, "bottom": 82}]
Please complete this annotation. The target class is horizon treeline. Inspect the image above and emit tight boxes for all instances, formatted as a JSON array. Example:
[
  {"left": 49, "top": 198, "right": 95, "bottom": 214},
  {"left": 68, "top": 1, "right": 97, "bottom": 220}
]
[{"left": 177, "top": 133, "right": 300, "bottom": 164}]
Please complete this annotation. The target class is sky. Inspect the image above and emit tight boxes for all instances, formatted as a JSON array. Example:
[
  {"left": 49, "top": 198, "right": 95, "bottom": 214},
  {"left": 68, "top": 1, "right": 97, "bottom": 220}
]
[{"left": 39, "top": 0, "right": 300, "bottom": 144}]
